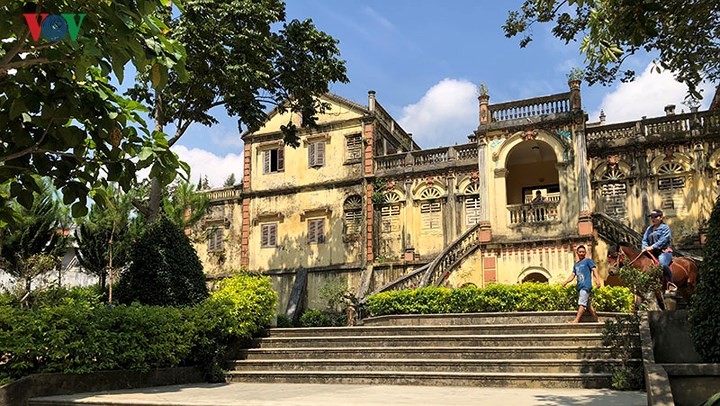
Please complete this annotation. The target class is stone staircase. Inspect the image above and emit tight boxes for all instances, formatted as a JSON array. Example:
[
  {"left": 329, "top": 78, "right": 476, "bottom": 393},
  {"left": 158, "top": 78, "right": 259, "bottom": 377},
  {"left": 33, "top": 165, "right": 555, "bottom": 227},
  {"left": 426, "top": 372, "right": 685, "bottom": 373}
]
[{"left": 225, "top": 312, "right": 640, "bottom": 388}]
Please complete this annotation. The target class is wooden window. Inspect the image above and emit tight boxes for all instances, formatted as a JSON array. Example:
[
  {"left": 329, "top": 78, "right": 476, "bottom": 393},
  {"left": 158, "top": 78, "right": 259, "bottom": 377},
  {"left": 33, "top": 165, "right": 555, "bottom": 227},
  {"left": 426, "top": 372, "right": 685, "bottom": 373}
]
[
  {"left": 380, "top": 204, "right": 400, "bottom": 233},
  {"left": 658, "top": 176, "right": 686, "bottom": 212},
  {"left": 263, "top": 148, "right": 284, "bottom": 174},
  {"left": 261, "top": 223, "right": 277, "bottom": 248},
  {"left": 308, "top": 142, "right": 326, "bottom": 167},
  {"left": 421, "top": 201, "right": 442, "bottom": 230},
  {"left": 307, "top": 218, "right": 326, "bottom": 244},
  {"left": 464, "top": 196, "right": 481, "bottom": 226},
  {"left": 601, "top": 182, "right": 628, "bottom": 219},
  {"left": 207, "top": 228, "right": 223, "bottom": 252},
  {"left": 346, "top": 135, "right": 362, "bottom": 161},
  {"left": 343, "top": 195, "right": 363, "bottom": 238}
]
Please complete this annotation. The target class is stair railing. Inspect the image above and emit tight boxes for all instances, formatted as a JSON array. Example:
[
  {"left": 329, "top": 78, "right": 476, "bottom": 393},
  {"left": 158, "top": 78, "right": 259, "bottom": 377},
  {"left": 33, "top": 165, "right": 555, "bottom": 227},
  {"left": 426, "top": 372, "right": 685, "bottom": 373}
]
[{"left": 419, "top": 222, "right": 482, "bottom": 287}]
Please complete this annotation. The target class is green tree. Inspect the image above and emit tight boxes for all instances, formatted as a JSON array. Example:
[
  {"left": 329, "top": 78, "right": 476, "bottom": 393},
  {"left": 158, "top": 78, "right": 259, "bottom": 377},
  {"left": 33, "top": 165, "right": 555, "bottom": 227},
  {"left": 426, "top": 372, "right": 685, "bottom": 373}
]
[
  {"left": 223, "top": 173, "right": 236, "bottom": 187},
  {"left": 74, "top": 184, "right": 135, "bottom": 292},
  {"left": 503, "top": 0, "right": 720, "bottom": 98},
  {"left": 117, "top": 216, "right": 207, "bottom": 306},
  {"left": 0, "top": 0, "right": 187, "bottom": 226},
  {"left": 0, "top": 179, "right": 66, "bottom": 295},
  {"left": 128, "top": 0, "right": 348, "bottom": 221},
  {"left": 690, "top": 195, "right": 720, "bottom": 362},
  {"left": 162, "top": 180, "right": 208, "bottom": 229}
]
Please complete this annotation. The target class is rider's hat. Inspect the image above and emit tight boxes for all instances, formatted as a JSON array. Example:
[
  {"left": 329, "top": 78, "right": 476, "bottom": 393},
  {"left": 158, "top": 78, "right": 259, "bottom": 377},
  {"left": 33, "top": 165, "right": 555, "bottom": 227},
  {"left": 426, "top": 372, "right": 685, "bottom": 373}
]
[{"left": 648, "top": 209, "right": 664, "bottom": 218}]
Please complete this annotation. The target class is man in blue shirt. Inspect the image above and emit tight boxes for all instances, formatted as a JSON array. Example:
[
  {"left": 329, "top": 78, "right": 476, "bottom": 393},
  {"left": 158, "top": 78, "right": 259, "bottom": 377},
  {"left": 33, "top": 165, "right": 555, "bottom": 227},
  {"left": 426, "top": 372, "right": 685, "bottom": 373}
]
[
  {"left": 562, "top": 245, "right": 601, "bottom": 323},
  {"left": 642, "top": 209, "right": 676, "bottom": 292}
]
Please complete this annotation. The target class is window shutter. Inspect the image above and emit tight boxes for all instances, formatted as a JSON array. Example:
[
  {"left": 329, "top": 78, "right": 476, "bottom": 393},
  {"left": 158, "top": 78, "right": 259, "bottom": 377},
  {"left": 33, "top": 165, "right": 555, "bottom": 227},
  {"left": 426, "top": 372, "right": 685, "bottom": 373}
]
[
  {"left": 316, "top": 142, "right": 325, "bottom": 167},
  {"left": 317, "top": 219, "right": 325, "bottom": 243},
  {"left": 261, "top": 224, "right": 269, "bottom": 247},
  {"left": 263, "top": 150, "right": 270, "bottom": 174},
  {"left": 308, "top": 220, "right": 316, "bottom": 244},
  {"left": 269, "top": 224, "right": 277, "bottom": 247},
  {"left": 277, "top": 148, "right": 284, "bottom": 171},
  {"left": 308, "top": 143, "right": 316, "bottom": 167}
]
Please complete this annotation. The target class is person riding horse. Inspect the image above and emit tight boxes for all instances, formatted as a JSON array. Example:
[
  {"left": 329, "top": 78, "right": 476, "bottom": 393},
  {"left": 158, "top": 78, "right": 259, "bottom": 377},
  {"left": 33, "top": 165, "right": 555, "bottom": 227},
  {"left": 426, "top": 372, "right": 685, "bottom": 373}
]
[{"left": 641, "top": 209, "right": 677, "bottom": 292}]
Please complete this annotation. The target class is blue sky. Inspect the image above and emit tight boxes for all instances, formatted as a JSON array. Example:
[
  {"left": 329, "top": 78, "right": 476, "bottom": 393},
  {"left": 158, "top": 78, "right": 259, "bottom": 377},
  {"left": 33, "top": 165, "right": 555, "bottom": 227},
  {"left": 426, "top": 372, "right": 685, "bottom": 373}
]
[{"left": 173, "top": 1, "right": 715, "bottom": 187}]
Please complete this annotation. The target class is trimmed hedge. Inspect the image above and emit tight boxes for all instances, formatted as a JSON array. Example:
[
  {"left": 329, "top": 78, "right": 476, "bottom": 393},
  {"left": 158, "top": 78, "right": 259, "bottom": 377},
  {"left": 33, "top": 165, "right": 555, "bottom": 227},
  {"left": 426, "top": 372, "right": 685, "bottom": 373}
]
[
  {"left": 365, "top": 283, "right": 633, "bottom": 317},
  {"left": 0, "top": 273, "right": 277, "bottom": 384}
]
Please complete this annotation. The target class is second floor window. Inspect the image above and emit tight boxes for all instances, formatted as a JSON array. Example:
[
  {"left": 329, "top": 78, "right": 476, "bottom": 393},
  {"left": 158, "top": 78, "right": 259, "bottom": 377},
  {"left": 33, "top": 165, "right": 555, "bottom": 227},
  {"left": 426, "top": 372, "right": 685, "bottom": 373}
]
[
  {"left": 263, "top": 148, "right": 284, "bottom": 174},
  {"left": 261, "top": 223, "right": 278, "bottom": 248},
  {"left": 346, "top": 134, "right": 362, "bottom": 161},
  {"left": 308, "top": 141, "right": 326, "bottom": 167},
  {"left": 307, "top": 218, "right": 326, "bottom": 244},
  {"left": 421, "top": 201, "right": 442, "bottom": 230},
  {"left": 207, "top": 228, "right": 223, "bottom": 252}
]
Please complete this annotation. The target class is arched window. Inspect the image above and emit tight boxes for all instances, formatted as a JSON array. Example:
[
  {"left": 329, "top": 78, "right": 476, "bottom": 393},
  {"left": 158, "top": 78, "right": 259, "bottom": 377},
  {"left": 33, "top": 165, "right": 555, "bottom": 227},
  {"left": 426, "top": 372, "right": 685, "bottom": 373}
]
[
  {"left": 600, "top": 168, "right": 627, "bottom": 219},
  {"left": 657, "top": 162, "right": 686, "bottom": 214},
  {"left": 463, "top": 183, "right": 481, "bottom": 226},
  {"left": 381, "top": 192, "right": 401, "bottom": 233},
  {"left": 343, "top": 195, "right": 362, "bottom": 239},
  {"left": 418, "top": 187, "right": 442, "bottom": 232}
]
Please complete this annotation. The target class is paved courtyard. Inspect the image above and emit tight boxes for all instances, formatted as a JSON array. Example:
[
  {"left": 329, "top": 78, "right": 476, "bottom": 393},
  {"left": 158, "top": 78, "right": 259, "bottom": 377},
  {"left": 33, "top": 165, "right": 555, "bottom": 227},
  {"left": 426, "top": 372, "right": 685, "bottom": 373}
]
[{"left": 33, "top": 382, "right": 647, "bottom": 405}]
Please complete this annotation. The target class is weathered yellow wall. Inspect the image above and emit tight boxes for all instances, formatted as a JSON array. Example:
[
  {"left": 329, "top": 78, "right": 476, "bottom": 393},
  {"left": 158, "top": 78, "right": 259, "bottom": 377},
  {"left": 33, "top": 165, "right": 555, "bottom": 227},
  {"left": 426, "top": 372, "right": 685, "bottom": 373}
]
[
  {"left": 249, "top": 187, "right": 364, "bottom": 271},
  {"left": 253, "top": 101, "right": 364, "bottom": 136},
  {"left": 194, "top": 200, "right": 243, "bottom": 277}
]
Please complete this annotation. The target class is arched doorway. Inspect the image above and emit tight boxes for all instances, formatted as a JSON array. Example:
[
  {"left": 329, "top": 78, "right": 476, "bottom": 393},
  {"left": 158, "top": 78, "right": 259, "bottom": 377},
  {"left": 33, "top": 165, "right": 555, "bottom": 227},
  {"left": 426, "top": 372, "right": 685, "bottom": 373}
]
[
  {"left": 505, "top": 140, "right": 560, "bottom": 224},
  {"left": 521, "top": 272, "right": 549, "bottom": 283}
]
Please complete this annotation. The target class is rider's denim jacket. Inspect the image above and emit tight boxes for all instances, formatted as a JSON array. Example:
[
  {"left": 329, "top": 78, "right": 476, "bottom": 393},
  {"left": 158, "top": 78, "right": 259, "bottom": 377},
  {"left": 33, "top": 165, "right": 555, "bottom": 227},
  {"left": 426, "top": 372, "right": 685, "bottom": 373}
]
[{"left": 641, "top": 223, "right": 672, "bottom": 251}]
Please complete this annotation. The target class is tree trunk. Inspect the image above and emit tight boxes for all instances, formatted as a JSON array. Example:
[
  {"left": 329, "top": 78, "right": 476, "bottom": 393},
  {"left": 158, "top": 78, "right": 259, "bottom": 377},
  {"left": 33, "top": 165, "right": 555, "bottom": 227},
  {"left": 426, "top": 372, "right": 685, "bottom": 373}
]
[{"left": 147, "top": 92, "right": 164, "bottom": 223}]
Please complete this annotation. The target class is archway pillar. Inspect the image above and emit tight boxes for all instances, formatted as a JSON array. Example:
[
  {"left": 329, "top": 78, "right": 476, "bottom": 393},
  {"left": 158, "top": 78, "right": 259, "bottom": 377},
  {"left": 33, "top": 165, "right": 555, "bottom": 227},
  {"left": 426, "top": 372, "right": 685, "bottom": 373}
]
[
  {"left": 477, "top": 138, "right": 492, "bottom": 242},
  {"left": 493, "top": 167, "right": 509, "bottom": 234}
]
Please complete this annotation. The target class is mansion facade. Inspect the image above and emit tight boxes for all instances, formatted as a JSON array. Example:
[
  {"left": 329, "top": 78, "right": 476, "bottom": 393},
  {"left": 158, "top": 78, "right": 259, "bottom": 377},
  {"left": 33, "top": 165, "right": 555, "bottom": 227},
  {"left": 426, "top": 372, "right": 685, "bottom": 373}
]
[{"left": 193, "top": 80, "right": 720, "bottom": 314}]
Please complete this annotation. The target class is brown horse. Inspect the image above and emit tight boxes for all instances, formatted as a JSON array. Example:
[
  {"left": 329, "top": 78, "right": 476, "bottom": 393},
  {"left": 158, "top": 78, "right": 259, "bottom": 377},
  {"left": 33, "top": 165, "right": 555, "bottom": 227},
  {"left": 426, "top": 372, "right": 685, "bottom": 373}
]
[{"left": 607, "top": 244, "right": 698, "bottom": 307}]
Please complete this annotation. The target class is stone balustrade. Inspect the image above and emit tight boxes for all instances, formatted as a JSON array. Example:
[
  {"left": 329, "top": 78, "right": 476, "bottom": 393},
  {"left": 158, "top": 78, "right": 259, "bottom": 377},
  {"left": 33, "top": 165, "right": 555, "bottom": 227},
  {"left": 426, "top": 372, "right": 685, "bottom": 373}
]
[
  {"left": 507, "top": 200, "right": 560, "bottom": 225},
  {"left": 374, "top": 143, "right": 478, "bottom": 174},
  {"left": 489, "top": 92, "right": 572, "bottom": 123},
  {"left": 587, "top": 110, "right": 720, "bottom": 147},
  {"left": 206, "top": 187, "right": 242, "bottom": 202}
]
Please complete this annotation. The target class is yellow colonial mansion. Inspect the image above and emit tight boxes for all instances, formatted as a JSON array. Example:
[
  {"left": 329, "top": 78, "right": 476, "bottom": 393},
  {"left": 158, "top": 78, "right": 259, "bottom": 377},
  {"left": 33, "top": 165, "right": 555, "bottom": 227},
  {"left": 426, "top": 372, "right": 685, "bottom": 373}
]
[{"left": 193, "top": 79, "right": 720, "bottom": 314}]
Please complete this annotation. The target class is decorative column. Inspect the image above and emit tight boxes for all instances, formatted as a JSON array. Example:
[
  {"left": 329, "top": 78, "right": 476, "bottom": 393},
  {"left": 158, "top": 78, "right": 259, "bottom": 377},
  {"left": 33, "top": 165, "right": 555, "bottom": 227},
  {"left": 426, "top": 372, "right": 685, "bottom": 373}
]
[
  {"left": 570, "top": 79, "right": 593, "bottom": 236},
  {"left": 477, "top": 137, "right": 492, "bottom": 242},
  {"left": 241, "top": 142, "right": 252, "bottom": 267},
  {"left": 477, "top": 92, "right": 492, "bottom": 242}
]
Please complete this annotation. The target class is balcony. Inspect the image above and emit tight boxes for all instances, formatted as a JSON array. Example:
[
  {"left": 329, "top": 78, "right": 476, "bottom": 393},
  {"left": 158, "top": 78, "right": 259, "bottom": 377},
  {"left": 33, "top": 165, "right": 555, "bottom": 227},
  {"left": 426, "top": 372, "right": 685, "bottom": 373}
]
[
  {"left": 374, "top": 143, "right": 478, "bottom": 175},
  {"left": 586, "top": 110, "right": 720, "bottom": 151},
  {"left": 507, "top": 200, "right": 560, "bottom": 226},
  {"left": 206, "top": 186, "right": 242, "bottom": 202},
  {"left": 484, "top": 92, "right": 573, "bottom": 132}
]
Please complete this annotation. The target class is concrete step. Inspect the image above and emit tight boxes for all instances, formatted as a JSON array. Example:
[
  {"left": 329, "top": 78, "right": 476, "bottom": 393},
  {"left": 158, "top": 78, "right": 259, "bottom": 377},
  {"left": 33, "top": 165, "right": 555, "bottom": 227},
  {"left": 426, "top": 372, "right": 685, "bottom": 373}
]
[
  {"left": 252, "top": 333, "right": 610, "bottom": 349},
  {"left": 264, "top": 323, "right": 606, "bottom": 337},
  {"left": 224, "top": 370, "right": 613, "bottom": 389},
  {"left": 237, "top": 346, "right": 639, "bottom": 360},
  {"left": 361, "top": 312, "right": 628, "bottom": 326},
  {"left": 227, "top": 358, "right": 640, "bottom": 374}
]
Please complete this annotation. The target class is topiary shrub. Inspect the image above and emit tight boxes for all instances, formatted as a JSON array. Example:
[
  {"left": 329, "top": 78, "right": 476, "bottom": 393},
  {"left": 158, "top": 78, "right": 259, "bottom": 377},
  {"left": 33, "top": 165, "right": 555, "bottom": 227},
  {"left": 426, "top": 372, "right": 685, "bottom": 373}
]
[
  {"left": 690, "top": 195, "right": 720, "bottom": 362},
  {"left": 117, "top": 216, "right": 208, "bottom": 306}
]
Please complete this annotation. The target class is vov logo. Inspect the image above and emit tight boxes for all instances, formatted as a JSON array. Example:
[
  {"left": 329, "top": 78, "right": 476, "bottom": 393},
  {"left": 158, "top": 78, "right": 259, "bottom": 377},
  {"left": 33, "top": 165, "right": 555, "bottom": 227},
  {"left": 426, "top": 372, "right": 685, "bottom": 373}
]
[{"left": 23, "top": 13, "right": 86, "bottom": 42}]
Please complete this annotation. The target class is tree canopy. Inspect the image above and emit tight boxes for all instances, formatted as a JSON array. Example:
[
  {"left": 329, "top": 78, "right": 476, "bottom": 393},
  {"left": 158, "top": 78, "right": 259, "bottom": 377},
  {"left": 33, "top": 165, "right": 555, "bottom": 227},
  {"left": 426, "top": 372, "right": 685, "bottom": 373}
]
[
  {"left": 128, "top": 0, "right": 348, "bottom": 220},
  {"left": 0, "top": 0, "right": 187, "bottom": 225},
  {"left": 504, "top": 0, "right": 720, "bottom": 99}
]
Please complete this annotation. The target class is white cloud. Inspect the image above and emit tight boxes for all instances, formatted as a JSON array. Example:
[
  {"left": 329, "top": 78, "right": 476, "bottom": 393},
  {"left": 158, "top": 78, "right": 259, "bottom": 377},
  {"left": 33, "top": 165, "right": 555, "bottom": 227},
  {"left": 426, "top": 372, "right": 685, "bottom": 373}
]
[
  {"left": 592, "top": 63, "right": 715, "bottom": 124},
  {"left": 173, "top": 145, "right": 244, "bottom": 188},
  {"left": 362, "top": 6, "right": 395, "bottom": 31},
  {"left": 398, "top": 79, "right": 478, "bottom": 148}
]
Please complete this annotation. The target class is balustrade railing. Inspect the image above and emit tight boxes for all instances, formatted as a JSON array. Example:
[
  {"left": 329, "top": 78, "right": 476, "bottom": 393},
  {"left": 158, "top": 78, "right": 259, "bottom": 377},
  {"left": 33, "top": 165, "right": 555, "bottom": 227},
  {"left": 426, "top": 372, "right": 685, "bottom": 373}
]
[
  {"left": 420, "top": 222, "right": 482, "bottom": 287},
  {"left": 507, "top": 201, "right": 560, "bottom": 225},
  {"left": 455, "top": 143, "right": 478, "bottom": 161},
  {"left": 587, "top": 110, "right": 720, "bottom": 144},
  {"left": 489, "top": 92, "right": 572, "bottom": 122},
  {"left": 371, "top": 264, "right": 430, "bottom": 295},
  {"left": 374, "top": 143, "right": 477, "bottom": 173},
  {"left": 414, "top": 147, "right": 449, "bottom": 165},
  {"left": 206, "top": 187, "right": 242, "bottom": 201}
]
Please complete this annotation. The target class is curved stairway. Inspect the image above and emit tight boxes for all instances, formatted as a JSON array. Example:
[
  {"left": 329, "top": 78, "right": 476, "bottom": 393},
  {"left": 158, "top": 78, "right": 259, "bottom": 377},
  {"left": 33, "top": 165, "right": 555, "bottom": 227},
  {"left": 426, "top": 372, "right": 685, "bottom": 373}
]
[
  {"left": 225, "top": 312, "right": 640, "bottom": 388},
  {"left": 370, "top": 223, "right": 483, "bottom": 295}
]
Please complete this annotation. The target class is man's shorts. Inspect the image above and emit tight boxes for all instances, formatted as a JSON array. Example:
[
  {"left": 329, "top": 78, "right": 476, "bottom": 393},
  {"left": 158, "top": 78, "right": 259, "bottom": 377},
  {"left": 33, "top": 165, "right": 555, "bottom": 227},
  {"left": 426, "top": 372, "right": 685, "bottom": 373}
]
[{"left": 578, "top": 289, "right": 592, "bottom": 307}]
